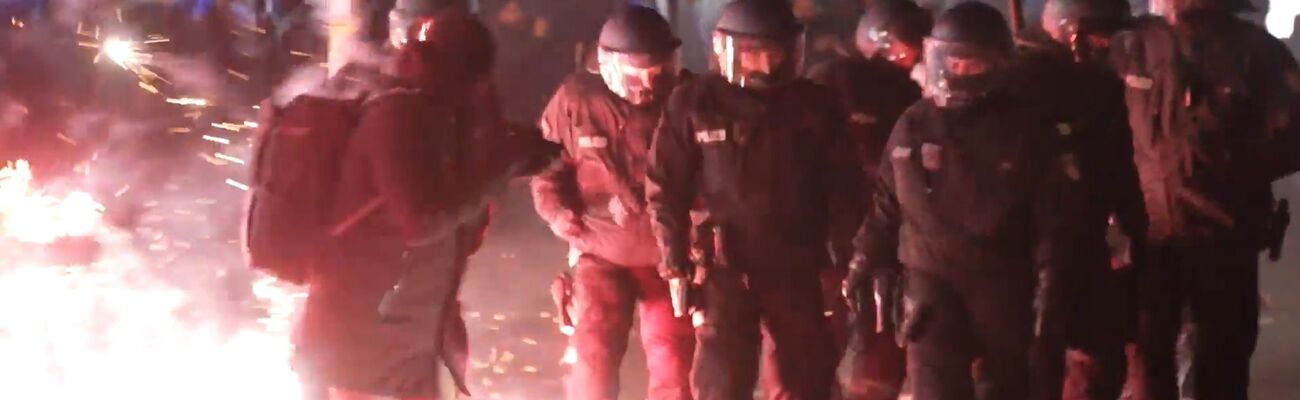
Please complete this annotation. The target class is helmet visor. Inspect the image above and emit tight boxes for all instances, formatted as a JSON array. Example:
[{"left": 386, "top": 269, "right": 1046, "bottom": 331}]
[
  {"left": 597, "top": 48, "right": 676, "bottom": 105},
  {"left": 866, "top": 28, "right": 922, "bottom": 69},
  {"left": 1053, "top": 17, "right": 1121, "bottom": 63},
  {"left": 712, "top": 32, "right": 801, "bottom": 88},
  {"left": 922, "top": 39, "right": 1006, "bottom": 108}
]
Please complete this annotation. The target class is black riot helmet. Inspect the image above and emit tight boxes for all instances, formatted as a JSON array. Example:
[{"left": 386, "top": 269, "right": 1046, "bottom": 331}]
[
  {"left": 596, "top": 6, "right": 682, "bottom": 105},
  {"left": 922, "top": 2, "right": 1014, "bottom": 109},
  {"left": 1042, "top": 0, "right": 1130, "bottom": 63},
  {"left": 856, "top": 0, "right": 934, "bottom": 70},
  {"left": 712, "top": 0, "right": 805, "bottom": 89}
]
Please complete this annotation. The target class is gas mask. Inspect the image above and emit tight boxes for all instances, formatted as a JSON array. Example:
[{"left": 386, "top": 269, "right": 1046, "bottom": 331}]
[
  {"left": 597, "top": 48, "right": 676, "bottom": 106},
  {"left": 712, "top": 32, "right": 802, "bottom": 89},
  {"left": 922, "top": 38, "right": 1007, "bottom": 108}
]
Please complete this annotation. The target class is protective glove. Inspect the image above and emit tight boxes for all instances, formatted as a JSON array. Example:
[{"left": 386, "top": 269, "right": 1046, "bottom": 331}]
[
  {"left": 873, "top": 269, "right": 901, "bottom": 334},
  {"left": 844, "top": 266, "right": 900, "bottom": 334},
  {"left": 548, "top": 209, "right": 586, "bottom": 240},
  {"left": 609, "top": 196, "right": 632, "bottom": 227},
  {"left": 658, "top": 254, "right": 695, "bottom": 282},
  {"left": 842, "top": 266, "right": 871, "bottom": 314}
]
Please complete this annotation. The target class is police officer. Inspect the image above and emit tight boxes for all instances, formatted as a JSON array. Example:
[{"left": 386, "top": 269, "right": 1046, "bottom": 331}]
[
  {"left": 846, "top": 2, "right": 1087, "bottom": 399},
  {"left": 531, "top": 6, "right": 695, "bottom": 400},
  {"left": 1015, "top": 1, "right": 1145, "bottom": 399},
  {"left": 1110, "top": 0, "right": 1300, "bottom": 398},
  {"left": 805, "top": 1, "right": 931, "bottom": 399},
  {"left": 647, "top": 0, "right": 862, "bottom": 398}
]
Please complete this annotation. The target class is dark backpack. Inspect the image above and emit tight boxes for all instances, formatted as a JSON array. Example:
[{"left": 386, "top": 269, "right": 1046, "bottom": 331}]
[
  {"left": 1111, "top": 18, "right": 1282, "bottom": 240},
  {"left": 242, "top": 89, "right": 368, "bottom": 284}
]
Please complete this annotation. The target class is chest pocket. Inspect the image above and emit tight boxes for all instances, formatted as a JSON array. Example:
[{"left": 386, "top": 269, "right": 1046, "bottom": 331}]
[
  {"left": 568, "top": 116, "right": 620, "bottom": 202},
  {"left": 891, "top": 124, "right": 1029, "bottom": 237},
  {"left": 693, "top": 118, "right": 743, "bottom": 200}
]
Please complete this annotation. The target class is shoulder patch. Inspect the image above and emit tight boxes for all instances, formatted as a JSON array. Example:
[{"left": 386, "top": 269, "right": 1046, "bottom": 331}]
[
  {"left": 1125, "top": 75, "right": 1154, "bottom": 90},
  {"left": 578, "top": 135, "right": 608, "bottom": 149},
  {"left": 921, "top": 143, "right": 942, "bottom": 171},
  {"left": 891, "top": 146, "right": 913, "bottom": 159},
  {"left": 1061, "top": 153, "right": 1081, "bottom": 181},
  {"left": 1056, "top": 123, "right": 1073, "bottom": 136}
]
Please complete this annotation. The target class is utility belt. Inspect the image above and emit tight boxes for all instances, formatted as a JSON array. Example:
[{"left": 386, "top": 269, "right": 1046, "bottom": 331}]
[{"left": 688, "top": 216, "right": 830, "bottom": 272}]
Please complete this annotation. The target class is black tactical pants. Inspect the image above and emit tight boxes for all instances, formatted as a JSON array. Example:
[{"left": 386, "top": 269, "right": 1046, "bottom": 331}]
[
  {"left": 759, "top": 268, "right": 904, "bottom": 400},
  {"left": 844, "top": 301, "right": 908, "bottom": 400},
  {"left": 905, "top": 269, "right": 1035, "bottom": 400},
  {"left": 693, "top": 266, "right": 838, "bottom": 400},
  {"left": 830, "top": 267, "right": 907, "bottom": 400},
  {"left": 1130, "top": 241, "right": 1259, "bottom": 400},
  {"left": 1031, "top": 261, "right": 1134, "bottom": 400},
  {"left": 570, "top": 255, "right": 696, "bottom": 400},
  {"left": 1062, "top": 266, "right": 1133, "bottom": 400}
]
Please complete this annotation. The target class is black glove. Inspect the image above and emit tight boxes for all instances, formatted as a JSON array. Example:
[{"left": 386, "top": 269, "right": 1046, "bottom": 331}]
[
  {"left": 845, "top": 268, "right": 901, "bottom": 333},
  {"left": 658, "top": 254, "right": 695, "bottom": 281},
  {"left": 843, "top": 267, "right": 872, "bottom": 315}
]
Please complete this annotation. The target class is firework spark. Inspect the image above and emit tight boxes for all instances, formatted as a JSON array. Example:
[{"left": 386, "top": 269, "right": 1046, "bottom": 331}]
[{"left": 101, "top": 37, "right": 141, "bottom": 69}]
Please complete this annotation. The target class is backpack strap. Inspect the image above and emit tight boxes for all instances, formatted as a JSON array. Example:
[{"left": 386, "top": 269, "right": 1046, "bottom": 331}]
[{"left": 361, "top": 86, "right": 422, "bottom": 107}]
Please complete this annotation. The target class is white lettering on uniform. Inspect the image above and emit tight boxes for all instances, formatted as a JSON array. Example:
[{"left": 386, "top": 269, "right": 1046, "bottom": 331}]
[
  {"left": 891, "top": 146, "right": 913, "bottom": 159},
  {"left": 695, "top": 129, "right": 727, "bottom": 143}
]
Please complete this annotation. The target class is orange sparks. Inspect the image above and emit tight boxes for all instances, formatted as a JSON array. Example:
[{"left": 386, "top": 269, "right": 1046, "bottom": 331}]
[
  {"left": 166, "top": 98, "right": 209, "bottom": 107},
  {"left": 138, "top": 82, "right": 159, "bottom": 94},
  {"left": 201, "top": 135, "right": 231, "bottom": 145},
  {"left": 225, "top": 179, "right": 250, "bottom": 191},
  {"left": 213, "top": 153, "right": 245, "bottom": 165}
]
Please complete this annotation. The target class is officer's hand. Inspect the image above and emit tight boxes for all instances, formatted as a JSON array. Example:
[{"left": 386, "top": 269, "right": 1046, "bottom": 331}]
[
  {"left": 873, "top": 269, "right": 901, "bottom": 333},
  {"left": 609, "top": 197, "right": 632, "bottom": 227},
  {"left": 549, "top": 210, "right": 586, "bottom": 240},
  {"left": 658, "top": 257, "right": 695, "bottom": 282},
  {"left": 842, "top": 268, "right": 871, "bottom": 314}
]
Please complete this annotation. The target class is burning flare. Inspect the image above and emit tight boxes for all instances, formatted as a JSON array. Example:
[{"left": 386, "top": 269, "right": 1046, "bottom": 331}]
[
  {"left": 0, "top": 160, "right": 306, "bottom": 400},
  {"left": 0, "top": 160, "right": 104, "bottom": 244}
]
